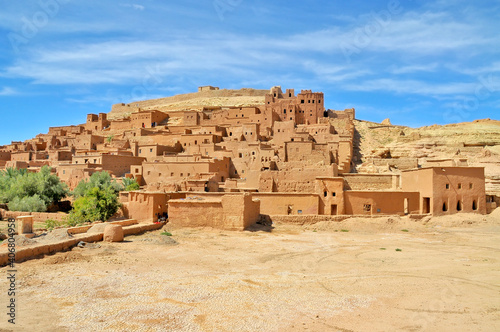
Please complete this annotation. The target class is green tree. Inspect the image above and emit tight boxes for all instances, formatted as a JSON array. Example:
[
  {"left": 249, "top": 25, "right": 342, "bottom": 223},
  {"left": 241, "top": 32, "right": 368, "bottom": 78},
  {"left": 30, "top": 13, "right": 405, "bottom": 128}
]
[
  {"left": 73, "top": 171, "right": 122, "bottom": 198},
  {"left": 8, "top": 195, "right": 47, "bottom": 212},
  {"left": 122, "top": 177, "right": 140, "bottom": 191},
  {"left": 67, "top": 187, "right": 120, "bottom": 226},
  {"left": 0, "top": 166, "right": 68, "bottom": 211}
]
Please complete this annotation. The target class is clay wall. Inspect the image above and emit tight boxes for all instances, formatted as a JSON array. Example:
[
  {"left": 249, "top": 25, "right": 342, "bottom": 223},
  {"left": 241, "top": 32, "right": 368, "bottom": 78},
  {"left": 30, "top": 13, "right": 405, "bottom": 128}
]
[
  {"left": 131, "top": 110, "right": 168, "bottom": 128},
  {"left": 110, "top": 103, "right": 140, "bottom": 117},
  {"left": 344, "top": 191, "right": 420, "bottom": 215},
  {"left": 168, "top": 194, "right": 259, "bottom": 230},
  {"left": 253, "top": 193, "right": 319, "bottom": 215},
  {"left": 368, "top": 157, "right": 419, "bottom": 170},
  {"left": 432, "top": 167, "right": 486, "bottom": 216},
  {"left": 137, "top": 144, "right": 181, "bottom": 161},
  {"left": 402, "top": 167, "right": 486, "bottom": 215},
  {"left": 285, "top": 141, "right": 331, "bottom": 164},
  {"left": 183, "top": 111, "right": 199, "bottom": 126},
  {"left": 109, "top": 119, "right": 132, "bottom": 131},
  {"left": 72, "top": 154, "right": 145, "bottom": 177},
  {"left": 124, "top": 191, "right": 181, "bottom": 222},
  {"left": 315, "top": 177, "right": 345, "bottom": 215},
  {"left": 142, "top": 156, "right": 230, "bottom": 185},
  {"left": 57, "top": 164, "right": 100, "bottom": 189},
  {"left": 0, "top": 209, "right": 68, "bottom": 222},
  {"left": 343, "top": 173, "right": 398, "bottom": 190}
]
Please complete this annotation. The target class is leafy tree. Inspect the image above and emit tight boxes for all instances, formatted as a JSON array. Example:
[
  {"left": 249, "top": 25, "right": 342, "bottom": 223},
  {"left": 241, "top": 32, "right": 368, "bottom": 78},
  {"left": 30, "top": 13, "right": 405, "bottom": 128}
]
[
  {"left": 67, "top": 187, "right": 120, "bottom": 226},
  {"left": 8, "top": 195, "right": 47, "bottom": 212},
  {"left": 68, "top": 171, "right": 123, "bottom": 225},
  {"left": 73, "top": 171, "right": 122, "bottom": 198},
  {"left": 0, "top": 166, "right": 68, "bottom": 211},
  {"left": 122, "top": 177, "right": 140, "bottom": 191}
]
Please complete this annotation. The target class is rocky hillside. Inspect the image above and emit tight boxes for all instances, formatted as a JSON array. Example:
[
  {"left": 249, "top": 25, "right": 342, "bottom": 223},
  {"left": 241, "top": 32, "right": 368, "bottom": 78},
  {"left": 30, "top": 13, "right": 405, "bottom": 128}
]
[
  {"left": 108, "top": 88, "right": 268, "bottom": 120},
  {"left": 354, "top": 118, "right": 500, "bottom": 194}
]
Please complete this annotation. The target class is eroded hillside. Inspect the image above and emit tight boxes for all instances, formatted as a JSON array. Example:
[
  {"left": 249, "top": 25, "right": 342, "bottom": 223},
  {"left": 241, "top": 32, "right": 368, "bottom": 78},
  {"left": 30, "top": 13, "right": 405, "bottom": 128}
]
[
  {"left": 108, "top": 88, "right": 268, "bottom": 120},
  {"left": 354, "top": 119, "right": 500, "bottom": 194}
]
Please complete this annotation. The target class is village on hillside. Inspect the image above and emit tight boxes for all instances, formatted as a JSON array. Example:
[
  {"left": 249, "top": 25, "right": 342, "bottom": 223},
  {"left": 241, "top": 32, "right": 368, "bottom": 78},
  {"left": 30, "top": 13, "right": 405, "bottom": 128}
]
[{"left": 1, "top": 86, "right": 497, "bottom": 231}]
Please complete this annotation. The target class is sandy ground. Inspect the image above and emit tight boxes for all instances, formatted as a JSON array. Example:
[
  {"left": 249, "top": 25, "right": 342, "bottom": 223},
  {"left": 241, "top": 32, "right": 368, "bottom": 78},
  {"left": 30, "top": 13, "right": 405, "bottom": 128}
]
[{"left": 1, "top": 213, "right": 499, "bottom": 332}]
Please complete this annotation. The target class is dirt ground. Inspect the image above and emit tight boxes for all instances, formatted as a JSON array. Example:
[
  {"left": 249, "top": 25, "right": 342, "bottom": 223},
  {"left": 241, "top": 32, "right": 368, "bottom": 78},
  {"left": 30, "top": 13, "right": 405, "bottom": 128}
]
[{"left": 1, "top": 212, "right": 499, "bottom": 332}]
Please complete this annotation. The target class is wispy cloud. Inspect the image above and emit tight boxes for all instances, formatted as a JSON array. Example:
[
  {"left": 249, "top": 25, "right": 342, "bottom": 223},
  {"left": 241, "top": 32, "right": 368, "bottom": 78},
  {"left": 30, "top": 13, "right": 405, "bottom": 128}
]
[
  {"left": 0, "top": 87, "right": 17, "bottom": 96},
  {"left": 121, "top": 4, "right": 145, "bottom": 11},
  {"left": 344, "top": 79, "right": 477, "bottom": 96}
]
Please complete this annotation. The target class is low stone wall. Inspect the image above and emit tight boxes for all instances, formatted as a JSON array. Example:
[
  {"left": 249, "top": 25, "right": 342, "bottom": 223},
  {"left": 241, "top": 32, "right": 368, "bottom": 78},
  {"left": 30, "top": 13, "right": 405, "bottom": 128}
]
[
  {"left": 269, "top": 214, "right": 423, "bottom": 225},
  {"left": 0, "top": 221, "right": 164, "bottom": 267},
  {"left": 0, "top": 209, "right": 68, "bottom": 223}
]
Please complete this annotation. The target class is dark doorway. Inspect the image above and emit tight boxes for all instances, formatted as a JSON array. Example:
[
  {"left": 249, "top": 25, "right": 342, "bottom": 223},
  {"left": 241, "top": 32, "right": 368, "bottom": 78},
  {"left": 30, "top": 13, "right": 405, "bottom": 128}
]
[
  {"left": 331, "top": 204, "right": 338, "bottom": 215},
  {"left": 423, "top": 197, "right": 431, "bottom": 214}
]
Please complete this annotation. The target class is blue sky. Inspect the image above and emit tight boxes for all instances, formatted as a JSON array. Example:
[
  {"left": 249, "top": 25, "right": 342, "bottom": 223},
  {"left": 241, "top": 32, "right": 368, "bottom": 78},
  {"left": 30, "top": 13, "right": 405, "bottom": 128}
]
[{"left": 0, "top": 0, "right": 499, "bottom": 145}]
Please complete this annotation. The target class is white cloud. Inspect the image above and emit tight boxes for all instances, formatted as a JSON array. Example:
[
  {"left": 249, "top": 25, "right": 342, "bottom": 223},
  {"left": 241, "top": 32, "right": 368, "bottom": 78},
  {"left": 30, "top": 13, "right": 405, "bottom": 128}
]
[
  {"left": 0, "top": 87, "right": 17, "bottom": 96},
  {"left": 121, "top": 4, "right": 145, "bottom": 11},
  {"left": 344, "top": 79, "right": 477, "bottom": 96},
  {"left": 389, "top": 63, "right": 439, "bottom": 74}
]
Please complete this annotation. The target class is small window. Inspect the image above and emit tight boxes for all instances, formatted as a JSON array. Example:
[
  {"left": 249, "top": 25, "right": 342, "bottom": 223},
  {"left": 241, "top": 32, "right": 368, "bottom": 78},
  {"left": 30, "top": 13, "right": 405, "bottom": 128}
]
[
  {"left": 63, "top": 170, "right": 65, "bottom": 174},
  {"left": 332, "top": 192, "right": 336, "bottom": 197},
  {"left": 469, "top": 183, "right": 473, "bottom": 189},
  {"left": 283, "top": 109, "right": 286, "bottom": 114},
  {"left": 170, "top": 172, "right": 174, "bottom": 176},
  {"left": 298, "top": 210, "right": 302, "bottom": 214},
  {"left": 301, "top": 100, "right": 304, "bottom": 104},
  {"left": 252, "top": 151, "right": 255, "bottom": 155},
  {"left": 312, "top": 100, "right": 315, "bottom": 103},
  {"left": 446, "top": 184, "right": 450, "bottom": 189},
  {"left": 458, "top": 183, "right": 462, "bottom": 189},
  {"left": 180, "top": 173, "right": 183, "bottom": 176},
  {"left": 363, "top": 204, "right": 371, "bottom": 212},
  {"left": 239, "top": 153, "right": 242, "bottom": 158},
  {"left": 150, "top": 149, "right": 153, "bottom": 153}
]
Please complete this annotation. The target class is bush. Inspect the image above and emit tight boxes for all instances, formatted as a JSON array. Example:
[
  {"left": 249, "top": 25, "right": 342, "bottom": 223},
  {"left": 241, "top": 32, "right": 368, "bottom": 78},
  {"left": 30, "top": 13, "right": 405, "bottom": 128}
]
[
  {"left": 73, "top": 171, "right": 122, "bottom": 198},
  {"left": 122, "top": 177, "right": 140, "bottom": 191},
  {"left": 68, "top": 187, "right": 121, "bottom": 226},
  {"left": 45, "top": 219, "right": 65, "bottom": 231},
  {"left": 0, "top": 166, "right": 68, "bottom": 210},
  {"left": 8, "top": 195, "right": 47, "bottom": 212}
]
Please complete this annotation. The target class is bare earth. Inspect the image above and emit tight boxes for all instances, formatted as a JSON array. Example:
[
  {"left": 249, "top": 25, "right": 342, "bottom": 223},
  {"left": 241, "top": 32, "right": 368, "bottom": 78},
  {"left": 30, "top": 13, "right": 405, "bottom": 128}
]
[{"left": 1, "top": 213, "right": 499, "bottom": 332}]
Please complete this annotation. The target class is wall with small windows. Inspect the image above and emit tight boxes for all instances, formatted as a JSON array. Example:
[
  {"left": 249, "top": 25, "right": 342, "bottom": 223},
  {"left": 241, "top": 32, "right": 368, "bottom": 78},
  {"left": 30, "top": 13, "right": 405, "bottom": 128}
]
[{"left": 402, "top": 167, "right": 486, "bottom": 216}]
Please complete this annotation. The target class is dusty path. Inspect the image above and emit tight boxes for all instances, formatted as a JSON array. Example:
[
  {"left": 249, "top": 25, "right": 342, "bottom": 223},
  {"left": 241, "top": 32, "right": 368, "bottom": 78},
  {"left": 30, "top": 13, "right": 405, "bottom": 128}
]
[{"left": 1, "top": 215, "right": 499, "bottom": 331}]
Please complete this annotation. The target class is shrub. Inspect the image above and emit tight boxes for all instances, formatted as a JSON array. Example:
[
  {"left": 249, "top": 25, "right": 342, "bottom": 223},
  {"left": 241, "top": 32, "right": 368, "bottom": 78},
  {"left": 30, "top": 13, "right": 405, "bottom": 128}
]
[
  {"left": 73, "top": 171, "right": 122, "bottom": 198},
  {"left": 8, "top": 195, "right": 47, "bottom": 212},
  {"left": 45, "top": 219, "right": 65, "bottom": 231},
  {"left": 122, "top": 177, "right": 140, "bottom": 191},
  {"left": 0, "top": 166, "right": 68, "bottom": 209},
  {"left": 68, "top": 187, "right": 121, "bottom": 226}
]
